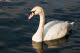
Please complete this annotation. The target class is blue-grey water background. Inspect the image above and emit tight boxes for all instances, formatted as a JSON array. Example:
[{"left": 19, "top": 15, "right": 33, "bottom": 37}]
[{"left": 0, "top": 0, "right": 80, "bottom": 53}]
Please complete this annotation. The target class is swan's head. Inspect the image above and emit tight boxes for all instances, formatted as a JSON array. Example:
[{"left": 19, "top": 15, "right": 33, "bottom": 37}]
[{"left": 28, "top": 6, "right": 43, "bottom": 19}]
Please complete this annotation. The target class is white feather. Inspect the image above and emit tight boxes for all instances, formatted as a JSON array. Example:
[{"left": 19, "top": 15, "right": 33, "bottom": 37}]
[{"left": 29, "top": 6, "right": 74, "bottom": 42}]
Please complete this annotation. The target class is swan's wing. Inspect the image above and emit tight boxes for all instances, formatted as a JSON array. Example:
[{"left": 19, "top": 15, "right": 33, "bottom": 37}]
[
  {"left": 43, "top": 21, "right": 74, "bottom": 41},
  {"left": 44, "top": 20, "right": 65, "bottom": 36}
]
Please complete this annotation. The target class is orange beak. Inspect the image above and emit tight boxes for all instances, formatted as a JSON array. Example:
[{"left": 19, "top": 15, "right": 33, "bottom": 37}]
[{"left": 28, "top": 12, "right": 35, "bottom": 20}]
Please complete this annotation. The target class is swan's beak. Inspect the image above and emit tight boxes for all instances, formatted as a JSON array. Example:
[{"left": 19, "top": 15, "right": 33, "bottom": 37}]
[{"left": 28, "top": 12, "right": 35, "bottom": 20}]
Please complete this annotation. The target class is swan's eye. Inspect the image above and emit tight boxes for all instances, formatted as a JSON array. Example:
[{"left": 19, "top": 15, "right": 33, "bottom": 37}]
[{"left": 30, "top": 11, "right": 35, "bottom": 14}]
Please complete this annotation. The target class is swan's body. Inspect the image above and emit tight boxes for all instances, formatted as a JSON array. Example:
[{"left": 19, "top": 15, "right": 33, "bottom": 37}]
[
  {"left": 28, "top": 6, "right": 74, "bottom": 42},
  {"left": 43, "top": 20, "right": 73, "bottom": 41}
]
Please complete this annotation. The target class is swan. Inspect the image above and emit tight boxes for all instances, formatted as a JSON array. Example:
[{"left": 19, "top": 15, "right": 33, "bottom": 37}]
[{"left": 28, "top": 6, "right": 74, "bottom": 42}]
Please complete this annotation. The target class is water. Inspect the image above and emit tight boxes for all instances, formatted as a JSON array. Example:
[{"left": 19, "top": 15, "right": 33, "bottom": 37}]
[{"left": 0, "top": 0, "right": 80, "bottom": 53}]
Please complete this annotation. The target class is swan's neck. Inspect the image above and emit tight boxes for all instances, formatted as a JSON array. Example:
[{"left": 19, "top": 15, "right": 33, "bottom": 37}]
[
  {"left": 38, "top": 12, "right": 45, "bottom": 35},
  {"left": 32, "top": 10, "right": 45, "bottom": 42}
]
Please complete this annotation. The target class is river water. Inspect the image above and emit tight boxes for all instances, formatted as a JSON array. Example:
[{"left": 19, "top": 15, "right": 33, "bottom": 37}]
[{"left": 0, "top": 0, "right": 80, "bottom": 53}]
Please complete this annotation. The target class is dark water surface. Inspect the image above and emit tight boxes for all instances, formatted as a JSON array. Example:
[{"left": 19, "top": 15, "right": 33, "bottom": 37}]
[{"left": 0, "top": 0, "right": 80, "bottom": 53}]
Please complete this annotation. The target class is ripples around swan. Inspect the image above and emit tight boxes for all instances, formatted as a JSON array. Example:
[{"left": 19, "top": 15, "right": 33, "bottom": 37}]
[
  {"left": 0, "top": 0, "right": 80, "bottom": 53},
  {"left": 32, "top": 36, "right": 69, "bottom": 53}
]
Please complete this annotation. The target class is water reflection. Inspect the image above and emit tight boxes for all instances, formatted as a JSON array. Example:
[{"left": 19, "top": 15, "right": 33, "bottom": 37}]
[
  {"left": 32, "top": 35, "right": 69, "bottom": 53},
  {"left": 44, "top": 36, "right": 69, "bottom": 48},
  {"left": 0, "top": 0, "right": 80, "bottom": 53},
  {"left": 32, "top": 41, "right": 43, "bottom": 53}
]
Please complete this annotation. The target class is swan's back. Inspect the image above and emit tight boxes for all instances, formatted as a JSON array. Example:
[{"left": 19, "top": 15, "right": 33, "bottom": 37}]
[
  {"left": 44, "top": 20, "right": 64, "bottom": 35},
  {"left": 43, "top": 20, "right": 74, "bottom": 41}
]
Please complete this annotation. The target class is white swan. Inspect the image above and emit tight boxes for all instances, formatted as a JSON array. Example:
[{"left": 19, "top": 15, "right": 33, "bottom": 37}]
[{"left": 28, "top": 6, "right": 74, "bottom": 42}]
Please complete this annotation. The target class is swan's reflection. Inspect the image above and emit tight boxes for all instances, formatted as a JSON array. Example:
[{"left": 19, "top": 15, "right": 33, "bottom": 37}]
[
  {"left": 32, "top": 41, "right": 43, "bottom": 53},
  {"left": 44, "top": 36, "right": 68, "bottom": 48},
  {"left": 32, "top": 36, "right": 69, "bottom": 53}
]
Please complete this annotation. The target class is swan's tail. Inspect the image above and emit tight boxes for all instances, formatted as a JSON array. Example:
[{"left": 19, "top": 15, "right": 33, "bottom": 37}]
[
  {"left": 70, "top": 22, "right": 74, "bottom": 25},
  {"left": 68, "top": 22, "right": 74, "bottom": 31}
]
